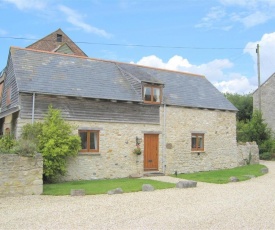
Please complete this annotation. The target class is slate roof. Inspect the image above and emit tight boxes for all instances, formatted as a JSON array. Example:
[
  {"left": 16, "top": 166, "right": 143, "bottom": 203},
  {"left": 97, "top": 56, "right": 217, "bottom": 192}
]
[{"left": 10, "top": 47, "right": 237, "bottom": 111}]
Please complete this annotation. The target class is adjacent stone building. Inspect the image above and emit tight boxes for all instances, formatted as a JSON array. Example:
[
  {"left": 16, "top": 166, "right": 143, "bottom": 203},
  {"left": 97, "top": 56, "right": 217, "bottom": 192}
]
[
  {"left": 253, "top": 72, "right": 275, "bottom": 133},
  {"left": 0, "top": 29, "right": 242, "bottom": 181}
]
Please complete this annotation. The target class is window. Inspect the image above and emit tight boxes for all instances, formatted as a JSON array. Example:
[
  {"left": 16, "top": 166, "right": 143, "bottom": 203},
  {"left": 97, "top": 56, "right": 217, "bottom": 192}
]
[
  {"left": 57, "top": 34, "right": 63, "bottom": 42},
  {"left": 79, "top": 130, "right": 99, "bottom": 152},
  {"left": 143, "top": 85, "right": 162, "bottom": 104},
  {"left": 191, "top": 133, "right": 204, "bottom": 151}
]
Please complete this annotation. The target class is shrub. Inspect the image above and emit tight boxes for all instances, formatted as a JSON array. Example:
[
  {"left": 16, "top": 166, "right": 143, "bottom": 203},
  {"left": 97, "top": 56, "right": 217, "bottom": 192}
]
[
  {"left": 0, "top": 135, "right": 16, "bottom": 153},
  {"left": 260, "top": 152, "right": 272, "bottom": 160},
  {"left": 38, "top": 105, "right": 81, "bottom": 182},
  {"left": 21, "top": 122, "right": 43, "bottom": 146},
  {"left": 11, "top": 139, "right": 37, "bottom": 157}
]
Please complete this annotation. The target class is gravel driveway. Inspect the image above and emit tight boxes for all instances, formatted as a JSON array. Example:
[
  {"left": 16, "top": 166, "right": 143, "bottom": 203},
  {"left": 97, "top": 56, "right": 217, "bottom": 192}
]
[{"left": 1, "top": 161, "right": 275, "bottom": 230}]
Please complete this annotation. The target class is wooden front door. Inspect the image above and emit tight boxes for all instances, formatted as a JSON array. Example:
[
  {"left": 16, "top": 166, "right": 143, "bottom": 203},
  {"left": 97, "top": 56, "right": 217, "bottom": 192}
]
[{"left": 144, "top": 134, "right": 159, "bottom": 171}]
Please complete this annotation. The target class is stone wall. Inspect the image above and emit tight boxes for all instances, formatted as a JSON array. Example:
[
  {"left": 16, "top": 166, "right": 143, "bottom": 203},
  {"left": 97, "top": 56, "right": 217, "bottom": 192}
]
[
  {"left": 163, "top": 106, "right": 239, "bottom": 175},
  {"left": 0, "top": 154, "right": 43, "bottom": 197},
  {"left": 16, "top": 106, "right": 244, "bottom": 181},
  {"left": 62, "top": 121, "right": 161, "bottom": 181},
  {"left": 253, "top": 73, "right": 275, "bottom": 133},
  {"left": 237, "top": 142, "right": 259, "bottom": 166}
]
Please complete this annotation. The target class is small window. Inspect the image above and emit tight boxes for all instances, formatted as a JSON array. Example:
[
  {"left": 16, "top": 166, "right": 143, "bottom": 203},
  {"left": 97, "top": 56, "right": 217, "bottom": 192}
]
[
  {"left": 143, "top": 85, "right": 161, "bottom": 104},
  {"left": 191, "top": 133, "right": 204, "bottom": 151},
  {"left": 57, "top": 34, "right": 62, "bottom": 42},
  {"left": 79, "top": 130, "right": 99, "bottom": 152}
]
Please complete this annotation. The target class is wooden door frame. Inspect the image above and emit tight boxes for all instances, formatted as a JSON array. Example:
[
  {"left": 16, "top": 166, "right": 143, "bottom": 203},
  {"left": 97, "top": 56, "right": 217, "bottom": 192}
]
[{"left": 143, "top": 134, "right": 159, "bottom": 171}]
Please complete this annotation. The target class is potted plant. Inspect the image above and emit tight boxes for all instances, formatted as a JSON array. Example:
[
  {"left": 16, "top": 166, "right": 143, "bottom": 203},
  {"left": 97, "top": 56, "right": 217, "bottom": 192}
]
[{"left": 133, "top": 145, "right": 142, "bottom": 155}]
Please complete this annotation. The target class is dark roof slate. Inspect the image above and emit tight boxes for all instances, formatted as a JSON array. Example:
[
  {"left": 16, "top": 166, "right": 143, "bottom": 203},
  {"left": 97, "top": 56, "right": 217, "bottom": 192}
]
[{"left": 10, "top": 47, "right": 237, "bottom": 111}]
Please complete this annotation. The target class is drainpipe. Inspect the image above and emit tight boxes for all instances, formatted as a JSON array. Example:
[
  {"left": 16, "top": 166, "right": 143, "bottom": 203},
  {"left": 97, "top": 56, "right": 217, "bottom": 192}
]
[
  {"left": 32, "top": 93, "right": 35, "bottom": 124},
  {"left": 162, "top": 103, "right": 166, "bottom": 174}
]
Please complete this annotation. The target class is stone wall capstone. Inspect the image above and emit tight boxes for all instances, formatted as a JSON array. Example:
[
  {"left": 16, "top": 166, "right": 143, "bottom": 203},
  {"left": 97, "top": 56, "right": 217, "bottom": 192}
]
[{"left": 0, "top": 153, "right": 43, "bottom": 197}]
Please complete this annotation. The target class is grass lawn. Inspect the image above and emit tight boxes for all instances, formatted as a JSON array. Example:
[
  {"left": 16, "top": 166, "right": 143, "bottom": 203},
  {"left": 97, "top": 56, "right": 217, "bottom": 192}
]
[
  {"left": 172, "top": 164, "right": 267, "bottom": 184},
  {"left": 43, "top": 178, "right": 175, "bottom": 196}
]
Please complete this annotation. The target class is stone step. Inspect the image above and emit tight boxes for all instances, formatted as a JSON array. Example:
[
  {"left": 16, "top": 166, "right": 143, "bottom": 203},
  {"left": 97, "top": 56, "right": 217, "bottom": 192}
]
[{"left": 143, "top": 172, "right": 165, "bottom": 177}]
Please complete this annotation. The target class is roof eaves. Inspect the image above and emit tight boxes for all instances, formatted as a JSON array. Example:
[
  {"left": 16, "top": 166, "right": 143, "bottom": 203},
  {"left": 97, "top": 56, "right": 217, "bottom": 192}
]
[
  {"left": 0, "top": 106, "right": 20, "bottom": 119},
  {"left": 252, "top": 72, "right": 275, "bottom": 95}
]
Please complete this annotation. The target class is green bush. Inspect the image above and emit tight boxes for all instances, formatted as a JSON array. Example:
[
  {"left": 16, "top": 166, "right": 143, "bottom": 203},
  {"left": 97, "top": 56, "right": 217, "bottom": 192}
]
[
  {"left": 0, "top": 135, "right": 16, "bottom": 153},
  {"left": 38, "top": 105, "right": 81, "bottom": 182},
  {"left": 260, "top": 152, "right": 272, "bottom": 160},
  {"left": 11, "top": 139, "right": 37, "bottom": 157},
  {"left": 21, "top": 122, "right": 43, "bottom": 146}
]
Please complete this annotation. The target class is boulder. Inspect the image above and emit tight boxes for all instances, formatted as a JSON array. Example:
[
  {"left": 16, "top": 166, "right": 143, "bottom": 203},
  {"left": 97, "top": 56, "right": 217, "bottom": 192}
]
[
  {"left": 261, "top": 168, "right": 269, "bottom": 174},
  {"left": 176, "top": 180, "right": 197, "bottom": 188},
  {"left": 142, "top": 184, "right": 155, "bottom": 192},
  {"left": 107, "top": 188, "right": 123, "bottom": 195},
  {"left": 229, "top": 176, "right": 239, "bottom": 182}
]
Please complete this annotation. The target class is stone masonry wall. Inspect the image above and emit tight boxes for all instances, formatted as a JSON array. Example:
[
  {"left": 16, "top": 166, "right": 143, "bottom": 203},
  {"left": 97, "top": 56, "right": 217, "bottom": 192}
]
[
  {"left": 16, "top": 106, "right": 241, "bottom": 181},
  {"left": 62, "top": 121, "right": 162, "bottom": 181},
  {"left": 0, "top": 154, "right": 43, "bottom": 197},
  {"left": 163, "top": 106, "right": 239, "bottom": 175},
  {"left": 253, "top": 74, "right": 275, "bottom": 134},
  {"left": 237, "top": 142, "right": 259, "bottom": 166}
]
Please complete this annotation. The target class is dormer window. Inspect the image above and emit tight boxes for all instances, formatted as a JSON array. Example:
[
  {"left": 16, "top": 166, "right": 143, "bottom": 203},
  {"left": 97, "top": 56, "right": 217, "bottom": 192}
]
[
  {"left": 143, "top": 85, "right": 162, "bottom": 104},
  {"left": 57, "top": 34, "right": 62, "bottom": 42}
]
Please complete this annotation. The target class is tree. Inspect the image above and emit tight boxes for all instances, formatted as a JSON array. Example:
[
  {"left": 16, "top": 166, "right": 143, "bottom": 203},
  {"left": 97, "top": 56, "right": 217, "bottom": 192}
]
[
  {"left": 38, "top": 106, "right": 81, "bottom": 182},
  {"left": 237, "top": 110, "right": 274, "bottom": 156},
  {"left": 237, "top": 110, "right": 270, "bottom": 144},
  {"left": 224, "top": 93, "right": 253, "bottom": 122}
]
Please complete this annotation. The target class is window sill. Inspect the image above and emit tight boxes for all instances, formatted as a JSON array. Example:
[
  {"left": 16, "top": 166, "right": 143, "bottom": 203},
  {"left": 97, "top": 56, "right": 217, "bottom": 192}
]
[{"left": 191, "top": 151, "right": 205, "bottom": 155}]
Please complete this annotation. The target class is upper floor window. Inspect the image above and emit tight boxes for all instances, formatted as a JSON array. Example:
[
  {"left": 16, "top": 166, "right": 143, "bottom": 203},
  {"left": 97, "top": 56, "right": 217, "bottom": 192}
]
[
  {"left": 57, "top": 34, "right": 63, "bottom": 42},
  {"left": 143, "top": 85, "right": 162, "bottom": 104},
  {"left": 191, "top": 133, "right": 204, "bottom": 151},
  {"left": 79, "top": 130, "right": 99, "bottom": 153}
]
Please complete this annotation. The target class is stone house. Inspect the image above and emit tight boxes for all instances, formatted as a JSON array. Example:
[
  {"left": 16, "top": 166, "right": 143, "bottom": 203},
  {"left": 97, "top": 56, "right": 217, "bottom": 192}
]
[
  {"left": 253, "top": 72, "right": 275, "bottom": 134},
  {"left": 0, "top": 30, "right": 241, "bottom": 181}
]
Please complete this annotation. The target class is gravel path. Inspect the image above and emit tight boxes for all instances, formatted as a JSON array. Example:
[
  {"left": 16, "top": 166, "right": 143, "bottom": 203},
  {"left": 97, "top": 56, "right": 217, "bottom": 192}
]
[{"left": 1, "top": 161, "right": 275, "bottom": 230}]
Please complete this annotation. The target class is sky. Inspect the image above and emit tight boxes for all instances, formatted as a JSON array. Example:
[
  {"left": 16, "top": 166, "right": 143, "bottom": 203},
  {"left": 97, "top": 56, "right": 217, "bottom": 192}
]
[{"left": 1, "top": 0, "right": 275, "bottom": 94}]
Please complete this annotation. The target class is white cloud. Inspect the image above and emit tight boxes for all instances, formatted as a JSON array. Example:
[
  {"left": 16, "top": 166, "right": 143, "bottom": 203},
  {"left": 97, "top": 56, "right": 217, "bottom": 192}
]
[
  {"left": 136, "top": 55, "right": 192, "bottom": 70},
  {"left": 3, "top": 0, "right": 47, "bottom": 10},
  {"left": 214, "top": 74, "right": 256, "bottom": 94},
  {"left": 195, "top": 6, "right": 226, "bottom": 28},
  {"left": 136, "top": 55, "right": 233, "bottom": 82},
  {"left": 134, "top": 54, "right": 256, "bottom": 93},
  {"left": 198, "top": 0, "right": 275, "bottom": 29},
  {"left": 220, "top": 0, "right": 275, "bottom": 7},
  {"left": 234, "top": 11, "right": 271, "bottom": 27},
  {"left": 58, "top": 5, "right": 111, "bottom": 38},
  {"left": 244, "top": 32, "right": 275, "bottom": 83}
]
